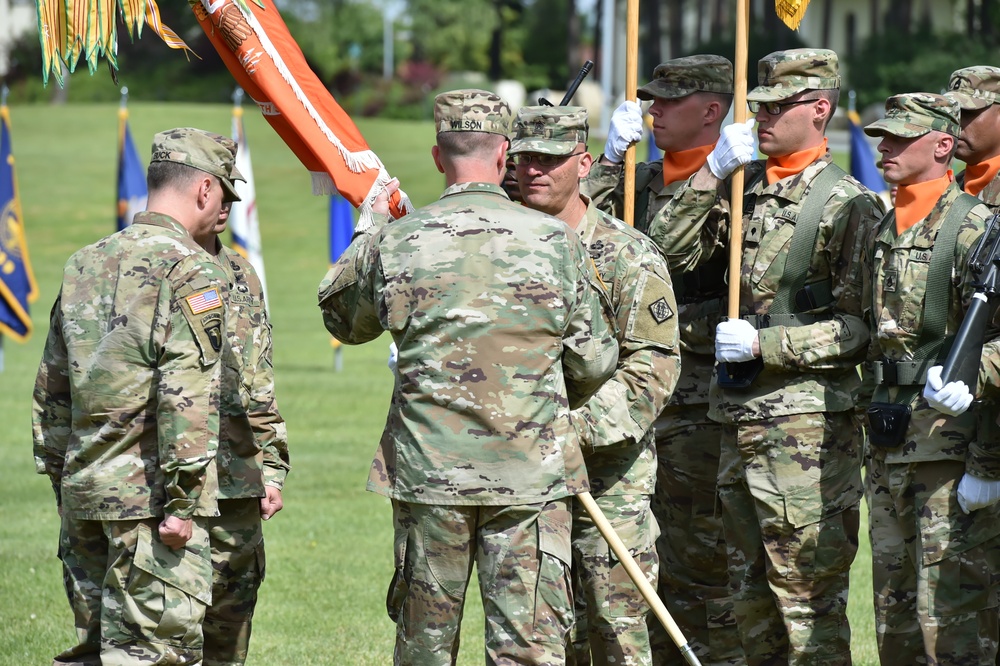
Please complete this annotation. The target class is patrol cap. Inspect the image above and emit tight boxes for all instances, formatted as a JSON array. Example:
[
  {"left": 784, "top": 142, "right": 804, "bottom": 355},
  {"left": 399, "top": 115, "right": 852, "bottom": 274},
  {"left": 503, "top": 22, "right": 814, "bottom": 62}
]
[
  {"left": 864, "top": 93, "right": 960, "bottom": 139},
  {"left": 508, "top": 106, "right": 589, "bottom": 156},
  {"left": 637, "top": 55, "right": 734, "bottom": 101},
  {"left": 946, "top": 66, "right": 1000, "bottom": 111},
  {"left": 151, "top": 128, "right": 245, "bottom": 202},
  {"left": 747, "top": 48, "right": 841, "bottom": 102},
  {"left": 433, "top": 89, "right": 512, "bottom": 137}
]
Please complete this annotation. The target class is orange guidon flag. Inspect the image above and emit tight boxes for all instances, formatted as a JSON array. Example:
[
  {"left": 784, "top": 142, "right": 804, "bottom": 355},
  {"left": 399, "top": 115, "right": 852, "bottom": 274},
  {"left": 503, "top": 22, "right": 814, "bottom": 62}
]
[
  {"left": 191, "top": 0, "right": 412, "bottom": 224},
  {"left": 774, "top": 0, "right": 812, "bottom": 30}
]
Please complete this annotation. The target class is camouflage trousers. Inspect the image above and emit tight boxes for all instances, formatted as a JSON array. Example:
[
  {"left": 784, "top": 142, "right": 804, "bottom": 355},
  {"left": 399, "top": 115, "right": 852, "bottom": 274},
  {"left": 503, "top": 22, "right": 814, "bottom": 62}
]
[
  {"left": 718, "top": 411, "right": 862, "bottom": 666},
  {"left": 387, "top": 498, "right": 574, "bottom": 665},
  {"left": 567, "top": 493, "right": 659, "bottom": 666},
  {"left": 867, "top": 454, "right": 1000, "bottom": 665},
  {"left": 203, "top": 498, "right": 266, "bottom": 666},
  {"left": 55, "top": 515, "right": 212, "bottom": 666},
  {"left": 650, "top": 405, "right": 744, "bottom": 666}
]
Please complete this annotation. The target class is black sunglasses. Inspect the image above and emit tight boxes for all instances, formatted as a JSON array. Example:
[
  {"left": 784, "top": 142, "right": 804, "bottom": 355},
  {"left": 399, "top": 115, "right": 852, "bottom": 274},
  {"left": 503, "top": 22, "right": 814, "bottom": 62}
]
[
  {"left": 510, "top": 152, "right": 587, "bottom": 167},
  {"left": 749, "top": 98, "right": 820, "bottom": 116}
]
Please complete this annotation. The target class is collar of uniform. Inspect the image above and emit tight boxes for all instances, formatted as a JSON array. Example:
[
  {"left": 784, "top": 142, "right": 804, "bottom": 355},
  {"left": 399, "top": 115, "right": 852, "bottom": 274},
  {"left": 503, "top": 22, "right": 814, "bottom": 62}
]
[
  {"left": 886, "top": 179, "right": 964, "bottom": 245},
  {"left": 439, "top": 182, "right": 509, "bottom": 199},
  {"left": 131, "top": 211, "right": 191, "bottom": 236},
  {"left": 574, "top": 196, "right": 606, "bottom": 247},
  {"left": 758, "top": 151, "right": 834, "bottom": 204}
]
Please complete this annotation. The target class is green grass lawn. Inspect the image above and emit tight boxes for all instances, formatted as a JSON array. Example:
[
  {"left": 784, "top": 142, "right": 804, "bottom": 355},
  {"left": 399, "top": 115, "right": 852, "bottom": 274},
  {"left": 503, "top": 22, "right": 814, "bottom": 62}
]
[{"left": 0, "top": 101, "right": 876, "bottom": 664}]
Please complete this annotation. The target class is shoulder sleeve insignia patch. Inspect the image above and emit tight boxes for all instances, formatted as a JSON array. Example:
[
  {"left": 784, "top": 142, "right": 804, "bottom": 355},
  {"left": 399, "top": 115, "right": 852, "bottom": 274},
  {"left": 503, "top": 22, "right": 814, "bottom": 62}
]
[
  {"left": 186, "top": 288, "right": 223, "bottom": 315},
  {"left": 648, "top": 297, "right": 674, "bottom": 324}
]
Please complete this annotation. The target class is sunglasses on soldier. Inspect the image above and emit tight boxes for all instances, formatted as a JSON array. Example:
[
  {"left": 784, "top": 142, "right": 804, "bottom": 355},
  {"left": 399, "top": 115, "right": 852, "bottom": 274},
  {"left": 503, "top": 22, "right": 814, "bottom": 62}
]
[{"left": 749, "top": 98, "right": 820, "bottom": 116}]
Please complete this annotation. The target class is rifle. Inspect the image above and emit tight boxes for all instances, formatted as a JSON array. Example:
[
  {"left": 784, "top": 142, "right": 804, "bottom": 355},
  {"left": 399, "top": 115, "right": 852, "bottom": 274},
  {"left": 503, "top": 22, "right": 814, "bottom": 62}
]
[
  {"left": 538, "top": 60, "right": 595, "bottom": 106},
  {"left": 941, "top": 212, "right": 1000, "bottom": 387}
]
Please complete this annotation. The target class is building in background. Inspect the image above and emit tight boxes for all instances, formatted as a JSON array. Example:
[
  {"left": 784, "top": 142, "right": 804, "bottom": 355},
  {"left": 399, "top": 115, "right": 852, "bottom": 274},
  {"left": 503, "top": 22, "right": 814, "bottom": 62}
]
[{"left": 0, "top": 0, "right": 35, "bottom": 76}]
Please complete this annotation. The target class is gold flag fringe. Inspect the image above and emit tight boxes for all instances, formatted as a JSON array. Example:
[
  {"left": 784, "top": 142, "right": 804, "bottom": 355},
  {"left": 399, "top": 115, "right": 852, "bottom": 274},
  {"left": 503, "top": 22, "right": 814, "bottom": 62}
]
[{"left": 774, "top": 0, "right": 811, "bottom": 30}]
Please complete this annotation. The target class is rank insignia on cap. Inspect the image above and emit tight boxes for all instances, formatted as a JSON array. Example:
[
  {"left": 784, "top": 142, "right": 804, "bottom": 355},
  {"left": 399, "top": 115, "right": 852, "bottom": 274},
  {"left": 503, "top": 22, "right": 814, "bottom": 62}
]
[
  {"left": 648, "top": 297, "right": 674, "bottom": 324},
  {"left": 186, "top": 288, "right": 223, "bottom": 315}
]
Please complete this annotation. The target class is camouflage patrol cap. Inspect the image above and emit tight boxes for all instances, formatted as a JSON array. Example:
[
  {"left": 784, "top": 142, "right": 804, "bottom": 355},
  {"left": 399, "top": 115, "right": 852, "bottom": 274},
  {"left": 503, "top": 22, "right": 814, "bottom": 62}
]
[
  {"left": 434, "top": 89, "right": 512, "bottom": 137},
  {"left": 508, "top": 106, "right": 589, "bottom": 156},
  {"left": 151, "top": 128, "right": 245, "bottom": 202},
  {"left": 946, "top": 66, "right": 1000, "bottom": 111},
  {"left": 864, "top": 93, "right": 960, "bottom": 139},
  {"left": 747, "top": 48, "right": 841, "bottom": 102},
  {"left": 637, "top": 55, "right": 734, "bottom": 101}
]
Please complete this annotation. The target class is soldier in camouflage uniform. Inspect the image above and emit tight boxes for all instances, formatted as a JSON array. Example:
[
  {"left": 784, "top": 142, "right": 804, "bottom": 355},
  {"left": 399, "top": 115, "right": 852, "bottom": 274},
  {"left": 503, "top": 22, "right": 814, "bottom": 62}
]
[
  {"left": 317, "top": 89, "right": 619, "bottom": 665},
  {"left": 585, "top": 56, "right": 748, "bottom": 666},
  {"left": 32, "top": 128, "right": 238, "bottom": 665},
  {"left": 661, "top": 49, "right": 885, "bottom": 665},
  {"left": 861, "top": 92, "right": 1000, "bottom": 665},
  {"left": 510, "top": 105, "right": 681, "bottom": 666},
  {"left": 199, "top": 149, "right": 290, "bottom": 665},
  {"left": 946, "top": 65, "right": 1000, "bottom": 666}
]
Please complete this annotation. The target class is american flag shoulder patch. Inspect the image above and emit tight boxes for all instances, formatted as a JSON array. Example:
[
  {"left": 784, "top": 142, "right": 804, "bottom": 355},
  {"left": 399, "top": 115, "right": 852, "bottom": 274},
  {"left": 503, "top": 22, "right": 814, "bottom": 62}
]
[{"left": 186, "top": 288, "right": 223, "bottom": 315}]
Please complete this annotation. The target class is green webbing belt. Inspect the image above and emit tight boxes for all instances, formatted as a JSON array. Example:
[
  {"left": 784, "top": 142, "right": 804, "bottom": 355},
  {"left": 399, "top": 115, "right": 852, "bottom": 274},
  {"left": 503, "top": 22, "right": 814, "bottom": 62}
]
[
  {"left": 770, "top": 163, "right": 846, "bottom": 315},
  {"left": 873, "top": 192, "right": 981, "bottom": 403}
]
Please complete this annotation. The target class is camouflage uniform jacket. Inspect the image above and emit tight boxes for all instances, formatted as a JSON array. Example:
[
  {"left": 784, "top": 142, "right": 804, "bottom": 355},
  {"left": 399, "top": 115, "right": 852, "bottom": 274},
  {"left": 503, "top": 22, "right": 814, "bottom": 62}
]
[
  {"left": 863, "top": 182, "right": 1000, "bottom": 476},
  {"left": 215, "top": 245, "right": 289, "bottom": 499},
  {"left": 32, "top": 212, "right": 230, "bottom": 521},
  {"left": 582, "top": 160, "right": 677, "bottom": 233},
  {"left": 571, "top": 199, "right": 681, "bottom": 496},
  {"left": 662, "top": 154, "right": 885, "bottom": 423},
  {"left": 318, "top": 182, "right": 620, "bottom": 506}
]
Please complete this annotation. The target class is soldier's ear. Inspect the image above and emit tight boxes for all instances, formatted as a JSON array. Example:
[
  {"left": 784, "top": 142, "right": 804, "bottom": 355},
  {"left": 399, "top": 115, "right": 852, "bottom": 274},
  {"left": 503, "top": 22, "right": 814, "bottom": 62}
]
[{"left": 431, "top": 145, "right": 445, "bottom": 174}]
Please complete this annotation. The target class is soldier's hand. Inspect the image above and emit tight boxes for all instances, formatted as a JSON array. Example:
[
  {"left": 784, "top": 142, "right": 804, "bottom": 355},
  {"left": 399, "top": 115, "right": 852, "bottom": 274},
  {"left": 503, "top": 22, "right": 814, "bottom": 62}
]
[
  {"left": 373, "top": 178, "right": 401, "bottom": 216},
  {"left": 604, "top": 101, "right": 644, "bottom": 164},
  {"left": 707, "top": 118, "right": 756, "bottom": 179},
  {"left": 715, "top": 318, "right": 759, "bottom": 363},
  {"left": 260, "top": 486, "right": 284, "bottom": 521},
  {"left": 923, "top": 366, "right": 973, "bottom": 416},
  {"left": 159, "top": 516, "right": 193, "bottom": 549},
  {"left": 956, "top": 472, "right": 1000, "bottom": 514}
]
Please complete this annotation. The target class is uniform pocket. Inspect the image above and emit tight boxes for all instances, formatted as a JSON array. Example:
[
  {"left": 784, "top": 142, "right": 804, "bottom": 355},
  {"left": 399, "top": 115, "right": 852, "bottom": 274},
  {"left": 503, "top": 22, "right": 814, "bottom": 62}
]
[
  {"left": 606, "top": 505, "right": 658, "bottom": 618},
  {"left": 533, "top": 505, "right": 574, "bottom": 644},
  {"left": 119, "top": 522, "right": 211, "bottom": 647}
]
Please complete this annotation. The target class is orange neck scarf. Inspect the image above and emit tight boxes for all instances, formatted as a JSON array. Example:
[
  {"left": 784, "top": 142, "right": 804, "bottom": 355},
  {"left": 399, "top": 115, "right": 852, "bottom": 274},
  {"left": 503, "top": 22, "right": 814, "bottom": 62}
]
[
  {"left": 662, "top": 143, "right": 716, "bottom": 186},
  {"left": 894, "top": 171, "right": 953, "bottom": 235},
  {"left": 765, "top": 138, "right": 828, "bottom": 185},
  {"left": 963, "top": 155, "right": 1000, "bottom": 197}
]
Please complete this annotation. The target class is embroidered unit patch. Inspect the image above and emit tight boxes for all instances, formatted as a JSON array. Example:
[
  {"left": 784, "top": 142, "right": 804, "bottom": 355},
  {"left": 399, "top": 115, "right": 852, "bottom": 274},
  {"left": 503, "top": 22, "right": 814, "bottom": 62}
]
[{"left": 648, "top": 297, "right": 674, "bottom": 324}]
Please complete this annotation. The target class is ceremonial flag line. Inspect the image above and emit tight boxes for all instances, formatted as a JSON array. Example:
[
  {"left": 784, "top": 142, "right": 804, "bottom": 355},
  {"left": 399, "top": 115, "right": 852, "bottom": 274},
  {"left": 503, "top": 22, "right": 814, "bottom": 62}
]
[
  {"left": 117, "top": 95, "right": 148, "bottom": 232},
  {"left": 231, "top": 92, "right": 270, "bottom": 305}
]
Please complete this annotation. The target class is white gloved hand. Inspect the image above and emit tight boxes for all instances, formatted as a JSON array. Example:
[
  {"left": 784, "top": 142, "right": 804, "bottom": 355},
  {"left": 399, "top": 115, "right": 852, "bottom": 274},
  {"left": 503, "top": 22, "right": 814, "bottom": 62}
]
[
  {"left": 387, "top": 341, "right": 398, "bottom": 373},
  {"left": 715, "top": 319, "right": 759, "bottom": 363},
  {"left": 604, "top": 101, "right": 644, "bottom": 164},
  {"left": 707, "top": 118, "right": 756, "bottom": 179},
  {"left": 923, "top": 365, "right": 973, "bottom": 416},
  {"left": 956, "top": 472, "right": 1000, "bottom": 514}
]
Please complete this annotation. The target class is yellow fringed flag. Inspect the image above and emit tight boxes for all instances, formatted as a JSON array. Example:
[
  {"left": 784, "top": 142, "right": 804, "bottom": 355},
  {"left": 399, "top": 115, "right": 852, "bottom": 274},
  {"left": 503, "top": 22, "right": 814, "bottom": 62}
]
[
  {"left": 33, "top": 0, "right": 263, "bottom": 86},
  {"left": 774, "top": 0, "right": 811, "bottom": 30}
]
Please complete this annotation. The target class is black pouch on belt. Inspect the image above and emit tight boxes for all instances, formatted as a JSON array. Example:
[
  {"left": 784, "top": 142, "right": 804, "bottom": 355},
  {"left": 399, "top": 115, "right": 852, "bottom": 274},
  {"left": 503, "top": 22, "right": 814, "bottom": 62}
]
[{"left": 866, "top": 402, "right": 912, "bottom": 449}]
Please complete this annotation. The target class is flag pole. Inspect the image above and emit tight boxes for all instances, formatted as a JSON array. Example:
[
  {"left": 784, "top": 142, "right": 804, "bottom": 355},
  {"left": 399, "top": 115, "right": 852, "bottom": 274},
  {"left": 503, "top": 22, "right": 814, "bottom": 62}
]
[
  {"left": 622, "top": 0, "right": 639, "bottom": 226},
  {"left": 727, "top": 0, "right": 750, "bottom": 319}
]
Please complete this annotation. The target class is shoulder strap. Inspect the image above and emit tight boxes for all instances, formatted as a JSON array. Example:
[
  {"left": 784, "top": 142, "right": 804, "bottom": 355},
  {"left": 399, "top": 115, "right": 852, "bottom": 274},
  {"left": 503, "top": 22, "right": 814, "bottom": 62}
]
[
  {"left": 633, "top": 162, "right": 663, "bottom": 235},
  {"left": 770, "top": 163, "right": 847, "bottom": 315}
]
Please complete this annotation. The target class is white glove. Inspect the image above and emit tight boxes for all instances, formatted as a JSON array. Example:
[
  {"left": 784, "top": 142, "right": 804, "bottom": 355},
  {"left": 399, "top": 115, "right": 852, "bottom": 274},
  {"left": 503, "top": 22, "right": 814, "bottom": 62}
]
[
  {"left": 715, "top": 319, "right": 759, "bottom": 363},
  {"left": 957, "top": 472, "right": 1000, "bottom": 514},
  {"left": 387, "top": 341, "right": 398, "bottom": 373},
  {"left": 707, "top": 118, "right": 756, "bottom": 179},
  {"left": 604, "top": 101, "right": 644, "bottom": 164},
  {"left": 923, "top": 365, "right": 973, "bottom": 416}
]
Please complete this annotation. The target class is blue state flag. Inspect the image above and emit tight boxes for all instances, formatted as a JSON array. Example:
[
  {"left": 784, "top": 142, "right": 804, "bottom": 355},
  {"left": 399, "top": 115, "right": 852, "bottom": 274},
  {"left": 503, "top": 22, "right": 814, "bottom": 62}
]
[
  {"left": 117, "top": 117, "right": 148, "bottom": 231},
  {"left": 0, "top": 104, "right": 38, "bottom": 341},
  {"left": 329, "top": 193, "right": 355, "bottom": 263},
  {"left": 848, "top": 110, "right": 888, "bottom": 198}
]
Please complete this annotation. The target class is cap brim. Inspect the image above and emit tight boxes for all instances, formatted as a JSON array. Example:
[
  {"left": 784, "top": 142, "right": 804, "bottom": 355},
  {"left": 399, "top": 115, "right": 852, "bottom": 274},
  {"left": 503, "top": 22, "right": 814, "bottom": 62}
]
[
  {"left": 230, "top": 164, "right": 246, "bottom": 183},
  {"left": 946, "top": 90, "right": 992, "bottom": 111},
  {"left": 637, "top": 82, "right": 690, "bottom": 101},
  {"left": 863, "top": 119, "right": 929, "bottom": 139},
  {"left": 221, "top": 178, "right": 242, "bottom": 203},
  {"left": 508, "top": 139, "right": 579, "bottom": 156},
  {"left": 747, "top": 85, "right": 801, "bottom": 102}
]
